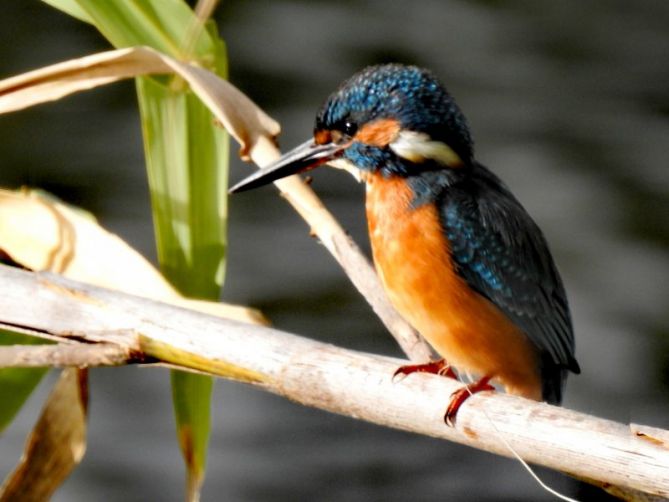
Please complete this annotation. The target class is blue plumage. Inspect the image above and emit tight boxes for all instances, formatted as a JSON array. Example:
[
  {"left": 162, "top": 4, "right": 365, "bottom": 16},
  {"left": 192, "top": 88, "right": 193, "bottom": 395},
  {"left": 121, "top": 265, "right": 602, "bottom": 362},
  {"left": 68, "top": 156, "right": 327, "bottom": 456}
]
[{"left": 230, "top": 63, "right": 581, "bottom": 408}]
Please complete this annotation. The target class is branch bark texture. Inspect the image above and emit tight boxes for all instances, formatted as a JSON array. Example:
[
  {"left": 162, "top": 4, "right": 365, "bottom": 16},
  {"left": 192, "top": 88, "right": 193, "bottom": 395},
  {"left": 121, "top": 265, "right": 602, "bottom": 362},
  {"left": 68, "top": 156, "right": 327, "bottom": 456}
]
[
  {"left": 0, "top": 265, "right": 667, "bottom": 499},
  {"left": 0, "top": 343, "right": 134, "bottom": 368}
]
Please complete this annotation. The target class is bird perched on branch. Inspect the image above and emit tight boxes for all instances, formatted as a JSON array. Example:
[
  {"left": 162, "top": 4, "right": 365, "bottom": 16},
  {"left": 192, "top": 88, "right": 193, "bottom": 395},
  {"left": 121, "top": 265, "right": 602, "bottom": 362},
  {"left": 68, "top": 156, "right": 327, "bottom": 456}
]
[{"left": 230, "top": 64, "right": 580, "bottom": 425}]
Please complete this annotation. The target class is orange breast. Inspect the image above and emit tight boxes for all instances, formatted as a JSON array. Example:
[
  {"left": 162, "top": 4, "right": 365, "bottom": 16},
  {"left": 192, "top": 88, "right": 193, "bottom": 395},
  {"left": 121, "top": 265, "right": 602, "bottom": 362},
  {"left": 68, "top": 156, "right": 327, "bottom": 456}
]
[{"left": 365, "top": 174, "right": 542, "bottom": 400}]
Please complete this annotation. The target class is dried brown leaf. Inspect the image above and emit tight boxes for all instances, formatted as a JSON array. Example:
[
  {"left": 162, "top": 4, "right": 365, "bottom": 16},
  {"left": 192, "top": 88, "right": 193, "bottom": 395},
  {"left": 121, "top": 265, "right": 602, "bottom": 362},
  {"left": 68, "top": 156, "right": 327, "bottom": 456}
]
[{"left": 0, "top": 368, "right": 88, "bottom": 502}]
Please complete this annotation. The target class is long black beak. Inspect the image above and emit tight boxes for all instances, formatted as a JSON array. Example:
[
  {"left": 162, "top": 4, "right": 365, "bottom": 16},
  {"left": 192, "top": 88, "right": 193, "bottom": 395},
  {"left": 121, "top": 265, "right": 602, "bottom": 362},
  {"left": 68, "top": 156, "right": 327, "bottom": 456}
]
[{"left": 229, "top": 139, "right": 346, "bottom": 193}]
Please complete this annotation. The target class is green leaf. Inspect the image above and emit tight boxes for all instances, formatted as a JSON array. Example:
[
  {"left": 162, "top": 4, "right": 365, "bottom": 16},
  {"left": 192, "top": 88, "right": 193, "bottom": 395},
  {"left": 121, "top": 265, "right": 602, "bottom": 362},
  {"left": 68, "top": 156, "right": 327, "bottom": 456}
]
[
  {"left": 41, "top": 2, "right": 230, "bottom": 498},
  {"left": 137, "top": 75, "right": 228, "bottom": 500},
  {"left": 136, "top": 76, "right": 229, "bottom": 297},
  {"left": 0, "top": 331, "right": 51, "bottom": 432},
  {"left": 171, "top": 371, "right": 213, "bottom": 500},
  {"left": 41, "top": 0, "right": 94, "bottom": 24},
  {"left": 45, "top": 0, "right": 227, "bottom": 74}
]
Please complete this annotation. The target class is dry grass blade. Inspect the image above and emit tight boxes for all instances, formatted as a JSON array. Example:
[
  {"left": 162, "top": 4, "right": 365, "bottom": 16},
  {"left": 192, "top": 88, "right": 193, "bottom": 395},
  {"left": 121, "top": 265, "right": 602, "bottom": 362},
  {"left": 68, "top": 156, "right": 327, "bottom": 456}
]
[
  {"left": 0, "top": 46, "right": 280, "bottom": 160},
  {"left": 0, "top": 368, "right": 88, "bottom": 502},
  {"left": 0, "top": 188, "right": 265, "bottom": 324}
]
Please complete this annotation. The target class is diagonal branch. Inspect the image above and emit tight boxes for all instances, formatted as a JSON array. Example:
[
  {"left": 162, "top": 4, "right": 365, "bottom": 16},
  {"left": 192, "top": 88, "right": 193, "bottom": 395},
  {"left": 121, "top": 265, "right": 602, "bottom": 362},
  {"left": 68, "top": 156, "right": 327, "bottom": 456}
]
[
  {"left": 0, "top": 265, "right": 667, "bottom": 500},
  {"left": 0, "top": 343, "right": 144, "bottom": 368}
]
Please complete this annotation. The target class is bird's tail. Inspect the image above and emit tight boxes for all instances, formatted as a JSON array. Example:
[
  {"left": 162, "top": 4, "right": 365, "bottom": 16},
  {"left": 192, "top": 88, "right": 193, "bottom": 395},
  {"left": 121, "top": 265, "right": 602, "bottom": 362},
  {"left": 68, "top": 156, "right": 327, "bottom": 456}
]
[{"left": 540, "top": 356, "right": 569, "bottom": 405}]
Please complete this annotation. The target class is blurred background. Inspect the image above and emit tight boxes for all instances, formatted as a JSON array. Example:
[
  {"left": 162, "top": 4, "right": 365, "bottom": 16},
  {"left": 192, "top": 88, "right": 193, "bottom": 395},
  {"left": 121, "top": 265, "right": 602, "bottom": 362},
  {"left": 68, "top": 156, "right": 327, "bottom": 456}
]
[{"left": 0, "top": 1, "right": 668, "bottom": 500}]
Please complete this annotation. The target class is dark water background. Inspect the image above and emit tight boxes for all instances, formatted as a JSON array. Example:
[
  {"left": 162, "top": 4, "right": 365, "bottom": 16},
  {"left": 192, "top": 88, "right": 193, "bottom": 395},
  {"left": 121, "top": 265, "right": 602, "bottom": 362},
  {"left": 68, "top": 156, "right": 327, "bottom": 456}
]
[{"left": 1, "top": 1, "right": 668, "bottom": 500}]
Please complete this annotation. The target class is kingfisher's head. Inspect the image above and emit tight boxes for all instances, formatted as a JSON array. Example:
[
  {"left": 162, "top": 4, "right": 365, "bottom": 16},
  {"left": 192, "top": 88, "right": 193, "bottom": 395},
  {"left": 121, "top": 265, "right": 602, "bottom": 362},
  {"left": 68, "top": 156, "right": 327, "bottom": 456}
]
[{"left": 230, "top": 64, "right": 473, "bottom": 193}]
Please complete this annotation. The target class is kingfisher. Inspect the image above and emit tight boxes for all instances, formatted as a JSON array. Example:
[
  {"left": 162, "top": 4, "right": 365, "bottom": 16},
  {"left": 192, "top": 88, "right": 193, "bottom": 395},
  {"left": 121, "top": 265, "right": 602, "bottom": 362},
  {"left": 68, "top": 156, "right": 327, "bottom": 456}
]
[{"left": 230, "top": 64, "right": 580, "bottom": 424}]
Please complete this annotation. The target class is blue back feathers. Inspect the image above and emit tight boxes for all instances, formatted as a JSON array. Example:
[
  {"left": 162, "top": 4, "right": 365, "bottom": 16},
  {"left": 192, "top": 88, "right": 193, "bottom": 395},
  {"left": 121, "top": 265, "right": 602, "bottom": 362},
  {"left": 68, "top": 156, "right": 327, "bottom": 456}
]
[
  {"left": 401, "top": 159, "right": 580, "bottom": 403},
  {"left": 436, "top": 165, "right": 580, "bottom": 403}
]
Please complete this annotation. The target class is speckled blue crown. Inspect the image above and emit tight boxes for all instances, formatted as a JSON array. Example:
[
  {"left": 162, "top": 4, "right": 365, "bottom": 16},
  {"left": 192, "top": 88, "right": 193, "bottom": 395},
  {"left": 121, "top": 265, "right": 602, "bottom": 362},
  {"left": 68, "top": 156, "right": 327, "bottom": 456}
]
[{"left": 315, "top": 64, "right": 474, "bottom": 164}]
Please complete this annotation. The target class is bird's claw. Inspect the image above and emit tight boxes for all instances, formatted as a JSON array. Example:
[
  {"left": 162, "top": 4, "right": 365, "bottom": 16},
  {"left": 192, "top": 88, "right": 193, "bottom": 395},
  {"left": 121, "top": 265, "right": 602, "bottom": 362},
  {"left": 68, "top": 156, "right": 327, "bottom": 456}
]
[
  {"left": 392, "top": 359, "right": 458, "bottom": 382},
  {"left": 444, "top": 376, "right": 495, "bottom": 427}
]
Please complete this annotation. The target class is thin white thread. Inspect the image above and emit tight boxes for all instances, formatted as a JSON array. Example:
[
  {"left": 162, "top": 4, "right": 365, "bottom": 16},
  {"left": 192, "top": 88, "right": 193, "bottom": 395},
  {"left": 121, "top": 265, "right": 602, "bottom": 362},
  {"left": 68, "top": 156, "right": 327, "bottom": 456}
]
[{"left": 463, "top": 384, "right": 580, "bottom": 502}]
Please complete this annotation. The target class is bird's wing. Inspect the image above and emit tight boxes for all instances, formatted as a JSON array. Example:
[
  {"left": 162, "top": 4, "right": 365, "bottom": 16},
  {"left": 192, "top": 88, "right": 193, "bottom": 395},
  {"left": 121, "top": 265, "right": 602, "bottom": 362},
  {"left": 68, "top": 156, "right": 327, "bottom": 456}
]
[{"left": 438, "top": 166, "right": 579, "bottom": 372}]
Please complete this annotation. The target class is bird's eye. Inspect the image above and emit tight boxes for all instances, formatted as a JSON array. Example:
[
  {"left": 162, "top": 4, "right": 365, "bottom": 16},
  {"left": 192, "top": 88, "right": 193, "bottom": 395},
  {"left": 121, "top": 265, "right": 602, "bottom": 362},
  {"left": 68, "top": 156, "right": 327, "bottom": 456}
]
[
  {"left": 342, "top": 121, "right": 357, "bottom": 138},
  {"left": 330, "top": 121, "right": 357, "bottom": 144},
  {"left": 330, "top": 121, "right": 358, "bottom": 144}
]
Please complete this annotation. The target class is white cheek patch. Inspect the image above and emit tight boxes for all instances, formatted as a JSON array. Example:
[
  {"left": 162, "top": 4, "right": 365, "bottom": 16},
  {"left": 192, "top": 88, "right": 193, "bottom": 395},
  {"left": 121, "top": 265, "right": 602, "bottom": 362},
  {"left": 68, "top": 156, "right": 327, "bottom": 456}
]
[
  {"left": 389, "top": 130, "right": 463, "bottom": 167},
  {"left": 327, "top": 158, "right": 364, "bottom": 183}
]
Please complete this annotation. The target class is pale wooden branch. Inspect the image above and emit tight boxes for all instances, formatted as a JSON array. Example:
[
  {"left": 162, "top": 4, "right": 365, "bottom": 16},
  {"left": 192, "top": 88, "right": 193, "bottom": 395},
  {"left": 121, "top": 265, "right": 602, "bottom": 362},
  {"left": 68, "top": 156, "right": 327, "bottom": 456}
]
[
  {"left": 0, "top": 343, "right": 138, "bottom": 368},
  {"left": 0, "top": 265, "right": 667, "bottom": 499}
]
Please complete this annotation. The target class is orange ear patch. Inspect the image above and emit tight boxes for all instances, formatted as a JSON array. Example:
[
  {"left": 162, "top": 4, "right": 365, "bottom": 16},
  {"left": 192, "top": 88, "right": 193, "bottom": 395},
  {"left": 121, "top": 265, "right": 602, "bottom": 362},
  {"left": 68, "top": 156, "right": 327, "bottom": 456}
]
[
  {"left": 314, "top": 129, "right": 332, "bottom": 145},
  {"left": 354, "top": 118, "right": 401, "bottom": 147}
]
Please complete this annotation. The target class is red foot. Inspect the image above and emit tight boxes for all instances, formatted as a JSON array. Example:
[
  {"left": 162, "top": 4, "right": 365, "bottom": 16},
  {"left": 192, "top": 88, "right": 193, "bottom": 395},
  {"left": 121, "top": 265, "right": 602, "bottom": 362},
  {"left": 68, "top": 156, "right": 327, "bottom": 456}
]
[
  {"left": 393, "top": 359, "right": 458, "bottom": 382},
  {"left": 444, "top": 376, "right": 495, "bottom": 427}
]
